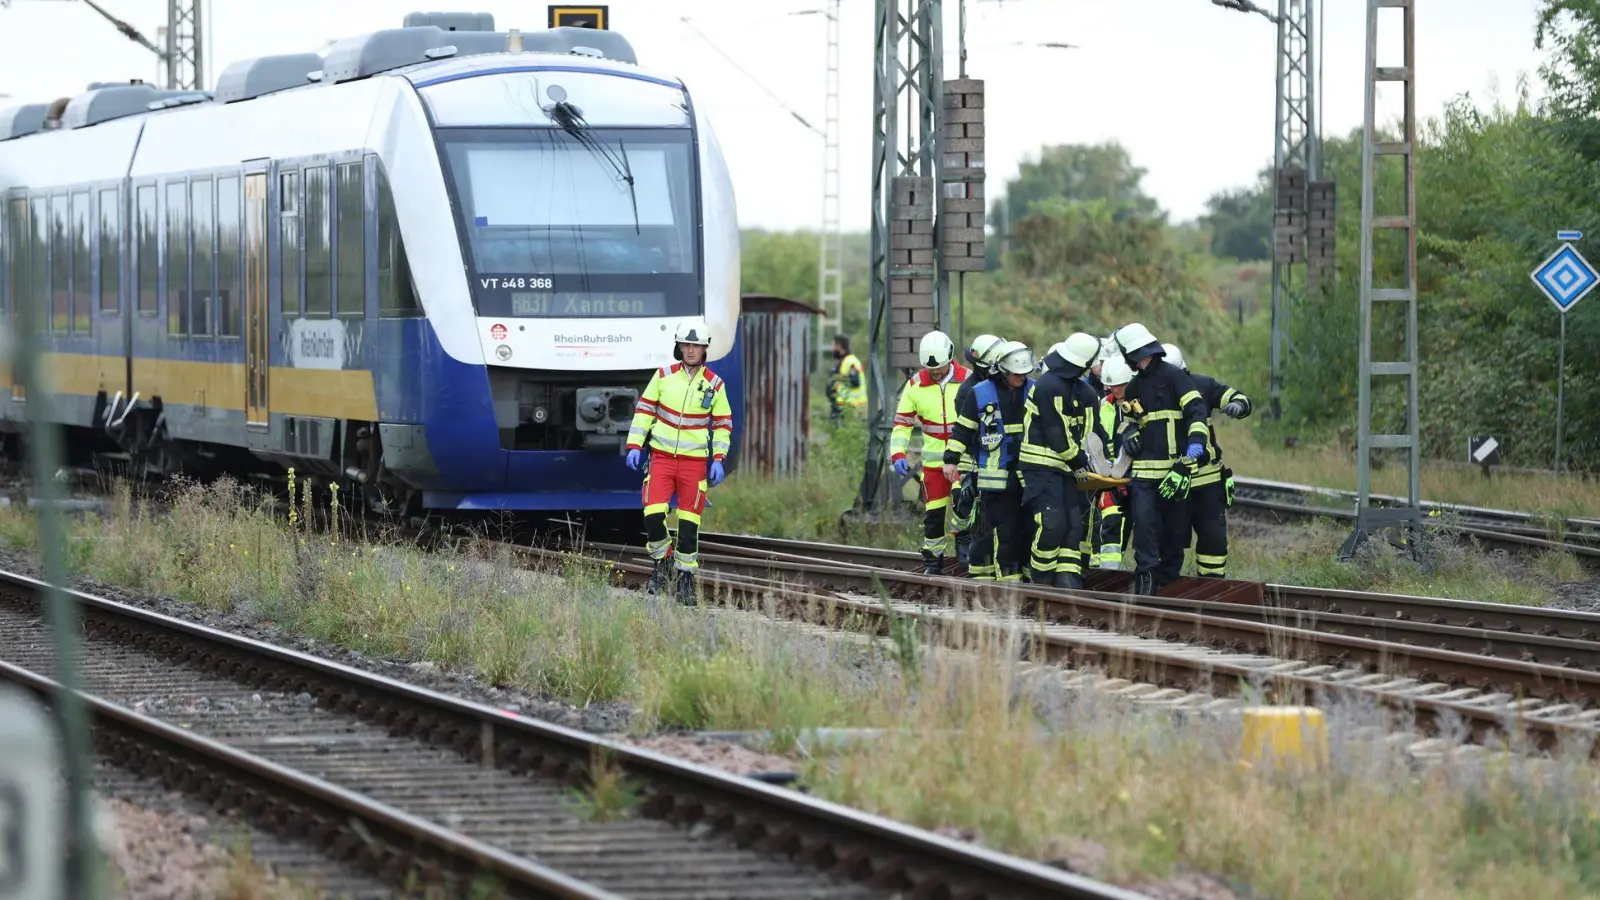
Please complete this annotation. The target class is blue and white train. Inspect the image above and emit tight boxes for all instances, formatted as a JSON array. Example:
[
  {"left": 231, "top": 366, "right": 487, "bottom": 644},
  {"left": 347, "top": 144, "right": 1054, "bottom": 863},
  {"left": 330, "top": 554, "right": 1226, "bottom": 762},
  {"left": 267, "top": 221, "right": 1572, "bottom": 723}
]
[{"left": 0, "top": 12, "right": 741, "bottom": 514}]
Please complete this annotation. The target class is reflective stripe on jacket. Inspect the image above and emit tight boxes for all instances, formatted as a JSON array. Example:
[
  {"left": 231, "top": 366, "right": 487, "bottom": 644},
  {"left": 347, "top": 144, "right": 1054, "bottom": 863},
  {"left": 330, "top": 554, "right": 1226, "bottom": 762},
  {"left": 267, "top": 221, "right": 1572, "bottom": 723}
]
[
  {"left": 1120, "top": 357, "right": 1209, "bottom": 481},
  {"left": 627, "top": 363, "right": 734, "bottom": 460},
  {"left": 890, "top": 364, "right": 969, "bottom": 463}
]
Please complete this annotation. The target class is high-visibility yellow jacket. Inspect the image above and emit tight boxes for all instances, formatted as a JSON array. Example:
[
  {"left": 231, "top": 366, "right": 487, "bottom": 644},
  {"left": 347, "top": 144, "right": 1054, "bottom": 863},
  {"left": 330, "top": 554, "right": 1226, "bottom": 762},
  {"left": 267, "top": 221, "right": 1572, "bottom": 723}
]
[
  {"left": 627, "top": 363, "right": 734, "bottom": 460},
  {"left": 830, "top": 354, "right": 866, "bottom": 407},
  {"left": 889, "top": 364, "right": 969, "bottom": 464}
]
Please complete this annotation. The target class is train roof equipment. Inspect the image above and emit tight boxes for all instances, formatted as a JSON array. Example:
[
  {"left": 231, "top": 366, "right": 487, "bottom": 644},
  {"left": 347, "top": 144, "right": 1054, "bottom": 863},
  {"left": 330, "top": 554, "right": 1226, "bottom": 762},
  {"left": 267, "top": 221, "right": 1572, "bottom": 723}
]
[{"left": 0, "top": 11, "right": 640, "bottom": 136}]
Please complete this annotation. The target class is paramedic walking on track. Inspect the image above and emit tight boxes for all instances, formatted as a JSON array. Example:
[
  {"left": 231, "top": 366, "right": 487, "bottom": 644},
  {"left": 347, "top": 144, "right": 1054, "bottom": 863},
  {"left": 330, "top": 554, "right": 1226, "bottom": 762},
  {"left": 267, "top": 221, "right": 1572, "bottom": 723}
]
[{"left": 626, "top": 320, "right": 733, "bottom": 603}]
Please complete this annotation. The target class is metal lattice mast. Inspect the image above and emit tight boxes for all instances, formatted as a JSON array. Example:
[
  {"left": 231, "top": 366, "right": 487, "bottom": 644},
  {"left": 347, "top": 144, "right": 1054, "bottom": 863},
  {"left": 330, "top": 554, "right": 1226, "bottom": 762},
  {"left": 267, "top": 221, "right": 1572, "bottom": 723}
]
[
  {"left": 1267, "top": 0, "right": 1317, "bottom": 419},
  {"left": 816, "top": 0, "right": 844, "bottom": 364},
  {"left": 1342, "top": 0, "right": 1419, "bottom": 558},
  {"left": 856, "top": 0, "right": 945, "bottom": 513},
  {"left": 166, "top": 0, "right": 204, "bottom": 90}
]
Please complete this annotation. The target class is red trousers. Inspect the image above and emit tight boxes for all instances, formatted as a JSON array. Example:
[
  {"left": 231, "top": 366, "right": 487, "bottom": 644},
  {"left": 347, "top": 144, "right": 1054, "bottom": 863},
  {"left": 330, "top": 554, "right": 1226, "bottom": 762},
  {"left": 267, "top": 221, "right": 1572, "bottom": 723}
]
[{"left": 642, "top": 452, "right": 708, "bottom": 518}]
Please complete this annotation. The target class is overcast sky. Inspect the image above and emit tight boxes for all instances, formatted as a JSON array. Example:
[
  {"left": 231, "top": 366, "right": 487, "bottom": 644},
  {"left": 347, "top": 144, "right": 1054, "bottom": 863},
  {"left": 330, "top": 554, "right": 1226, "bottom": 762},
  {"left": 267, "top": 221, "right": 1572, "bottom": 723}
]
[{"left": 0, "top": 0, "right": 1554, "bottom": 231}]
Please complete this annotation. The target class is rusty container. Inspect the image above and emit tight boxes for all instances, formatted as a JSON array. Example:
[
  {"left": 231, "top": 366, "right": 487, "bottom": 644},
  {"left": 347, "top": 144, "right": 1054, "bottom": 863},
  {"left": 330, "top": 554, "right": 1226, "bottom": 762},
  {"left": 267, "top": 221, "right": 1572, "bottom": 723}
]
[{"left": 738, "top": 294, "right": 819, "bottom": 478}]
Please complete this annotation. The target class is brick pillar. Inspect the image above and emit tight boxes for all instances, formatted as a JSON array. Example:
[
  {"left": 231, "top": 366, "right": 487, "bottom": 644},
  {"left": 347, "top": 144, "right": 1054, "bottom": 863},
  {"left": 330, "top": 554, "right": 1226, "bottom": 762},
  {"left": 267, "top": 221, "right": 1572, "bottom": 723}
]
[{"left": 941, "top": 78, "right": 985, "bottom": 272}]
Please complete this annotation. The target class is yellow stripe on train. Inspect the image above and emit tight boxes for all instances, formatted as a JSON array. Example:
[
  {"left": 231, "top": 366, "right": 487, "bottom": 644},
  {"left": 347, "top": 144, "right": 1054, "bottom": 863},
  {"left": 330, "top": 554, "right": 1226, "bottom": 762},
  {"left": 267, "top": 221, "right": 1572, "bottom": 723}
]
[{"left": 0, "top": 353, "right": 379, "bottom": 422}]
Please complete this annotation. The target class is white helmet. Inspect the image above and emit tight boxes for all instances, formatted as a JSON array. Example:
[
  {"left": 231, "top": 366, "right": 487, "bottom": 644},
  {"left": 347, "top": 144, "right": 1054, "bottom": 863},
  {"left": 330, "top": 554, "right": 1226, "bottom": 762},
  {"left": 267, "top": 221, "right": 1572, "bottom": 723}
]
[
  {"left": 994, "top": 341, "right": 1035, "bottom": 376},
  {"left": 918, "top": 330, "right": 955, "bottom": 369},
  {"left": 1097, "top": 337, "right": 1118, "bottom": 365},
  {"left": 1162, "top": 343, "right": 1187, "bottom": 371},
  {"left": 673, "top": 319, "right": 712, "bottom": 360},
  {"left": 1113, "top": 323, "right": 1163, "bottom": 364},
  {"left": 1058, "top": 332, "right": 1102, "bottom": 368},
  {"left": 966, "top": 333, "right": 1008, "bottom": 370},
  {"left": 1101, "top": 353, "right": 1135, "bottom": 387}
]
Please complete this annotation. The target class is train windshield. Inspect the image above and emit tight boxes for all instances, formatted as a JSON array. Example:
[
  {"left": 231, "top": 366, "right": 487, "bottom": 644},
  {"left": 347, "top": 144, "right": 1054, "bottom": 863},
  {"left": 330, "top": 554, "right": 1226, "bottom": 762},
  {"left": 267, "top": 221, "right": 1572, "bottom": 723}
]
[{"left": 438, "top": 127, "right": 699, "bottom": 319}]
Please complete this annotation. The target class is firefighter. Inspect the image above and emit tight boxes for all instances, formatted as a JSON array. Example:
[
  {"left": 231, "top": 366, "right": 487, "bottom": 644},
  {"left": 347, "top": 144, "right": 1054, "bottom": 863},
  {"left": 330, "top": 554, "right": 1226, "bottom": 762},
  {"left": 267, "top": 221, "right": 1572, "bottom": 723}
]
[
  {"left": 949, "top": 334, "right": 1009, "bottom": 567},
  {"left": 625, "top": 320, "right": 734, "bottom": 603},
  {"left": 943, "top": 340, "right": 1035, "bottom": 582},
  {"left": 1161, "top": 343, "right": 1251, "bottom": 578},
  {"left": 890, "top": 331, "right": 970, "bottom": 574},
  {"left": 1112, "top": 324, "right": 1210, "bottom": 595},
  {"left": 1019, "top": 332, "right": 1103, "bottom": 588},
  {"left": 827, "top": 334, "right": 866, "bottom": 425},
  {"left": 1092, "top": 353, "right": 1137, "bottom": 570}
]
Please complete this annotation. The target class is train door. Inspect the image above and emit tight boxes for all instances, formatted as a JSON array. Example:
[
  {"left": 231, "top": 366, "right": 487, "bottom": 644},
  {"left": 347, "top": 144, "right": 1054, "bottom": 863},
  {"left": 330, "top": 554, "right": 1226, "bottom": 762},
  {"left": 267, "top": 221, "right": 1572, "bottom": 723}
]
[{"left": 244, "top": 172, "right": 269, "bottom": 429}]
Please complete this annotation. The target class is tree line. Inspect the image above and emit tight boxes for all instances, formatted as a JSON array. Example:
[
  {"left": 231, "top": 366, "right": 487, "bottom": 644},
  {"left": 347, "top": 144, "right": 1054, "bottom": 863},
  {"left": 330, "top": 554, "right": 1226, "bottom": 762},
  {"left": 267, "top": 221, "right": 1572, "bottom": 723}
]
[{"left": 741, "top": 1, "right": 1600, "bottom": 471}]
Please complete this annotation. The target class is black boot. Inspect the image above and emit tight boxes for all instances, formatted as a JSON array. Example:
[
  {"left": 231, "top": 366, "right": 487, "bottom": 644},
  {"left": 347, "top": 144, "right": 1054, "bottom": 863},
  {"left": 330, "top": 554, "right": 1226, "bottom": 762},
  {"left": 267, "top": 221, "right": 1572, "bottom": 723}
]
[
  {"left": 954, "top": 531, "right": 973, "bottom": 568},
  {"left": 1054, "top": 571, "right": 1085, "bottom": 590},
  {"left": 675, "top": 569, "right": 698, "bottom": 605},
  {"left": 1132, "top": 571, "right": 1156, "bottom": 596},
  {"left": 1028, "top": 567, "right": 1054, "bottom": 585},
  {"left": 646, "top": 559, "right": 672, "bottom": 596},
  {"left": 920, "top": 551, "right": 943, "bottom": 575}
]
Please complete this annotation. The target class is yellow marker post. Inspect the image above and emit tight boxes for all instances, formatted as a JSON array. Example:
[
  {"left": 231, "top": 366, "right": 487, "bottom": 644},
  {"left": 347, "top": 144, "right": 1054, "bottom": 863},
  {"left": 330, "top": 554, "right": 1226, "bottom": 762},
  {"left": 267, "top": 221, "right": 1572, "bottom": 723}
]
[{"left": 1240, "top": 706, "right": 1328, "bottom": 771}]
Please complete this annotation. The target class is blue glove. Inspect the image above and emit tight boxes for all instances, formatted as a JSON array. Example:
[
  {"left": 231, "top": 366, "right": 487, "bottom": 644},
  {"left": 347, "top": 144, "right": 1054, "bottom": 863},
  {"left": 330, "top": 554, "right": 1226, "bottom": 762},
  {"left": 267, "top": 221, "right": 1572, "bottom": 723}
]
[
  {"left": 893, "top": 458, "right": 911, "bottom": 477},
  {"left": 626, "top": 448, "right": 642, "bottom": 470},
  {"left": 709, "top": 460, "right": 725, "bottom": 486},
  {"left": 1185, "top": 442, "right": 1205, "bottom": 461}
]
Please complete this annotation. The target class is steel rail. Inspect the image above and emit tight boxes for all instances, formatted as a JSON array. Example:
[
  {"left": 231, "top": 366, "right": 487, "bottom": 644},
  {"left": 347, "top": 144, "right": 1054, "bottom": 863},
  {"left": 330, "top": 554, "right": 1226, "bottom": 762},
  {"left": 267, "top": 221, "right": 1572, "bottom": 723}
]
[
  {"left": 539, "top": 544, "right": 1600, "bottom": 758},
  {"left": 1235, "top": 475, "right": 1600, "bottom": 533},
  {"left": 0, "top": 657, "right": 620, "bottom": 899},
  {"left": 1231, "top": 477, "right": 1600, "bottom": 557},
  {"left": 699, "top": 530, "right": 1600, "bottom": 648},
  {"left": 0, "top": 568, "right": 1144, "bottom": 900}
]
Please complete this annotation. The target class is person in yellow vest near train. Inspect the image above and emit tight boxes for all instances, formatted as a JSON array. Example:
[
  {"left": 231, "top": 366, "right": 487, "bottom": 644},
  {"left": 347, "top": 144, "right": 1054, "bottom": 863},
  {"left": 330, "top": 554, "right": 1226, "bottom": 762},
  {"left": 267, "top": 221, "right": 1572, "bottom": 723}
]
[
  {"left": 625, "top": 320, "right": 733, "bottom": 604},
  {"left": 890, "top": 330, "right": 969, "bottom": 575},
  {"left": 827, "top": 334, "right": 866, "bottom": 425}
]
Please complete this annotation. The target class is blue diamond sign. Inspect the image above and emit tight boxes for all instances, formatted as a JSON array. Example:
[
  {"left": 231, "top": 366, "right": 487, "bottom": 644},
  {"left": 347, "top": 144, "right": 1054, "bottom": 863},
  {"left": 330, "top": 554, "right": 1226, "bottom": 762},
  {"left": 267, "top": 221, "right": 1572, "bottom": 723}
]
[{"left": 1532, "top": 243, "right": 1600, "bottom": 312}]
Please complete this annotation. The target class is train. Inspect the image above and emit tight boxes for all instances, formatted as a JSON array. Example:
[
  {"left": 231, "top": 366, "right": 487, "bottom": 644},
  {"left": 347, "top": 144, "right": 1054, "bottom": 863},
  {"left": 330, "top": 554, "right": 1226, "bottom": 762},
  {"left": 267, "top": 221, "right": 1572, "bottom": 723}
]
[{"left": 0, "top": 11, "right": 742, "bottom": 516}]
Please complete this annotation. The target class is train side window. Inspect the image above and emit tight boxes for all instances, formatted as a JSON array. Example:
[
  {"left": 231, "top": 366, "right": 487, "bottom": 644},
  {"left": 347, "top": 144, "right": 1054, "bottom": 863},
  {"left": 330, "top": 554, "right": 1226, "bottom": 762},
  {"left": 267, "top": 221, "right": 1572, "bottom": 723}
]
[
  {"left": 190, "top": 177, "right": 214, "bottom": 337},
  {"left": 29, "top": 198, "right": 46, "bottom": 334},
  {"left": 70, "top": 192, "right": 90, "bottom": 333},
  {"left": 136, "top": 186, "right": 158, "bottom": 315},
  {"left": 303, "top": 164, "right": 331, "bottom": 316},
  {"left": 377, "top": 165, "right": 420, "bottom": 317},
  {"left": 50, "top": 195, "right": 68, "bottom": 333},
  {"left": 335, "top": 161, "right": 363, "bottom": 316},
  {"left": 280, "top": 170, "right": 301, "bottom": 316},
  {"left": 5, "top": 199, "right": 26, "bottom": 332},
  {"left": 165, "top": 181, "right": 188, "bottom": 336},
  {"left": 217, "top": 175, "right": 241, "bottom": 337},
  {"left": 98, "top": 187, "right": 119, "bottom": 315}
]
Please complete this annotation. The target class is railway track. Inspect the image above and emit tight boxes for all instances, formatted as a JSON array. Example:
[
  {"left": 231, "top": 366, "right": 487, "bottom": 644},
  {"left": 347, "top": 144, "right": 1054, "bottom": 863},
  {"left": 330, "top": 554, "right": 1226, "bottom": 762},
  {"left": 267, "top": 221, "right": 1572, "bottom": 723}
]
[
  {"left": 1231, "top": 476, "right": 1600, "bottom": 559},
  {"left": 549, "top": 533, "right": 1600, "bottom": 758},
  {"left": 0, "top": 569, "right": 1141, "bottom": 900}
]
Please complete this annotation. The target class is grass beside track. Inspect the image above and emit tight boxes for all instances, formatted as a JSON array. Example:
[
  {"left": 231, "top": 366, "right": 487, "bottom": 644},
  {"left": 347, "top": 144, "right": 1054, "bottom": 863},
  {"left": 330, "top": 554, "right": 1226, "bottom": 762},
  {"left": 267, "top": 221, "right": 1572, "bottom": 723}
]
[{"left": 5, "top": 479, "right": 1600, "bottom": 897}]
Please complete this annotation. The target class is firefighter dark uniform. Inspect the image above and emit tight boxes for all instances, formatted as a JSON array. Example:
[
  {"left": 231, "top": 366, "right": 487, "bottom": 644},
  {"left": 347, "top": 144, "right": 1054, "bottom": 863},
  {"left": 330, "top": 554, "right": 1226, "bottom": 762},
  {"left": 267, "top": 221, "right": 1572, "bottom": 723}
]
[
  {"left": 948, "top": 334, "right": 1008, "bottom": 567},
  {"left": 1186, "top": 371, "right": 1250, "bottom": 577},
  {"left": 1018, "top": 335, "right": 1102, "bottom": 588},
  {"left": 945, "top": 352, "right": 1032, "bottom": 582},
  {"left": 1114, "top": 324, "right": 1210, "bottom": 596}
]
